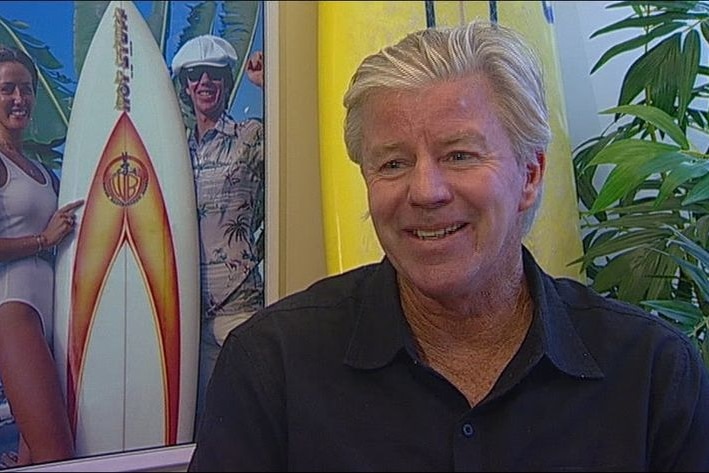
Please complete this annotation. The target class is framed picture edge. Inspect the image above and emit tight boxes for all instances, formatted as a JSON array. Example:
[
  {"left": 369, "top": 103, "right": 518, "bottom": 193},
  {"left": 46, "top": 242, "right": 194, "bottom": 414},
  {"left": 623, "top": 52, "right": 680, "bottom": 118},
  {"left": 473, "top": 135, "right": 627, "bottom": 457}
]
[
  {"left": 264, "top": 0, "right": 280, "bottom": 306},
  {"left": 6, "top": 1, "right": 278, "bottom": 471},
  {"left": 7, "top": 444, "right": 195, "bottom": 473}
]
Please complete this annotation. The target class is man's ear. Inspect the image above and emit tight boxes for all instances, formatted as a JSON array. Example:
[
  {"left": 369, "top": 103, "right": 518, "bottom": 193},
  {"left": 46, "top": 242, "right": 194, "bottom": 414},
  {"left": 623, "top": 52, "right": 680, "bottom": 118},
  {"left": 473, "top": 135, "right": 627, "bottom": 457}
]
[{"left": 519, "top": 150, "right": 545, "bottom": 211}]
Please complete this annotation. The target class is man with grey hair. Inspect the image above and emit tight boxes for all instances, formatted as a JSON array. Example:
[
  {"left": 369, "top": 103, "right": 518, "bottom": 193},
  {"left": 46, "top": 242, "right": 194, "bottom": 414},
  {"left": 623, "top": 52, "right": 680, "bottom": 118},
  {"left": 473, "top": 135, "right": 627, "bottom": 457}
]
[{"left": 190, "top": 21, "right": 709, "bottom": 472}]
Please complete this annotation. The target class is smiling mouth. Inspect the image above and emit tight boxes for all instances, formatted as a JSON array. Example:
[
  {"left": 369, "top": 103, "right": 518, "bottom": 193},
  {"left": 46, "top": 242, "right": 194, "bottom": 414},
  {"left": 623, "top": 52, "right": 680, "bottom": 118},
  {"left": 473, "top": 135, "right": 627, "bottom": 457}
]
[{"left": 412, "top": 223, "right": 466, "bottom": 240}]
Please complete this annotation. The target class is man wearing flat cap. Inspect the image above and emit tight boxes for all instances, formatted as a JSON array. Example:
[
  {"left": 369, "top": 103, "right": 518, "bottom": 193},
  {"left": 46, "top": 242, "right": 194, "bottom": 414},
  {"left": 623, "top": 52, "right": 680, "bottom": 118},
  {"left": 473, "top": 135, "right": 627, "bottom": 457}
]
[{"left": 171, "top": 35, "right": 265, "bottom": 430}]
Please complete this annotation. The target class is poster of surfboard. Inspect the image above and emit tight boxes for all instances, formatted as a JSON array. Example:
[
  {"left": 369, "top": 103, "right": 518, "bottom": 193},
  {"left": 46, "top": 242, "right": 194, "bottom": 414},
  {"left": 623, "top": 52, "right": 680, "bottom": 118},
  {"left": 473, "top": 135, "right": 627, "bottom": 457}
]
[
  {"left": 0, "top": 0, "right": 265, "bottom": 467},
  {"left": 318, "top": 1, "right": 583, "bottom": 280}
]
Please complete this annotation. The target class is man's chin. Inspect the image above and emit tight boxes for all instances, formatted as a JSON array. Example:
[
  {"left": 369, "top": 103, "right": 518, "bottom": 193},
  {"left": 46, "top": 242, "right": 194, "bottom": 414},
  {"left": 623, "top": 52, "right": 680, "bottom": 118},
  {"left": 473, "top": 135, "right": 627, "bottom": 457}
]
[{"left": 399, "top": 262, "right": 468, "bottom": 292}]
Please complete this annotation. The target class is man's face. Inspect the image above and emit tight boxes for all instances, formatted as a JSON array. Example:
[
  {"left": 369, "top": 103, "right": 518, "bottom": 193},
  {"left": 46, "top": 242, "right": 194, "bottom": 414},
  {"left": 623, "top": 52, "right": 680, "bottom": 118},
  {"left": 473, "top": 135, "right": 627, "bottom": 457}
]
[
  {"left": 184, "top": 65, "right": 230, "bottom": 119},
  {"left": 359, "top": 75, "right": 543, "bottom": 302}
]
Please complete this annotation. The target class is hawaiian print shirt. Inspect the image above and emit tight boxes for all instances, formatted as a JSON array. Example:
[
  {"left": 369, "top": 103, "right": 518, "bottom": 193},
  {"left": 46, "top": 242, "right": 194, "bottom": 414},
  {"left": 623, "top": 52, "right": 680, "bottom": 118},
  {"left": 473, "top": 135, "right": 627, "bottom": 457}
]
[{"left": 188, "top": 113, "right": 265, "bottom": 319}]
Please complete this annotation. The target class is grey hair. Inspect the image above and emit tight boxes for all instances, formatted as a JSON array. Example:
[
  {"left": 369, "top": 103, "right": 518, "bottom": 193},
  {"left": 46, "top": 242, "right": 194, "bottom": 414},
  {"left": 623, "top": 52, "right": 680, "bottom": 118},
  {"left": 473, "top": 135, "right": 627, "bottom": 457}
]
[{"left": 343, "top": 20, "right": 551, "bottom": 233}]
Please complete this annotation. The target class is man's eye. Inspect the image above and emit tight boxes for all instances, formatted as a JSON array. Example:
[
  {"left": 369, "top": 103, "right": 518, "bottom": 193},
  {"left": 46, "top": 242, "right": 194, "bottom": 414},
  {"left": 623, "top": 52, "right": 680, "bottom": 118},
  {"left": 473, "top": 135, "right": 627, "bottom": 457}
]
[
  {"left": 382, "top": 160, "right": 403, "bottom": 170},
  {"left": 375, "top": 159, "right": 409, "bottom": 176},
  {"left": 0, "top": 84, "right": 32, "bottom": 96},
  {"left": 449, "top": 152, "right": 473, "bottom": 161}
]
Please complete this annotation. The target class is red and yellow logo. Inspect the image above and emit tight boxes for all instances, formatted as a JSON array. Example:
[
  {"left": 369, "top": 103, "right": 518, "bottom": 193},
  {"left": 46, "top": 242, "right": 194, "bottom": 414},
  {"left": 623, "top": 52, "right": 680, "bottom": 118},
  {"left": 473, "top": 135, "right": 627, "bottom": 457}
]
[{"left": 103, "top": 153, "right": 149, "bottom": 206}]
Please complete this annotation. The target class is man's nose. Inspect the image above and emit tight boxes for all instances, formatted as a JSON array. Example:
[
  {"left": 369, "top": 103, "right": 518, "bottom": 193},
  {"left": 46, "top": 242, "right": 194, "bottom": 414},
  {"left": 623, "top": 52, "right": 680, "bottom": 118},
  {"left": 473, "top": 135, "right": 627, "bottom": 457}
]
[
  {"left": 407, "top": 157, "right": 453, "bottom": 208},
  {"left": 10, "top": 86, "right": 23, "bottom": 100}
]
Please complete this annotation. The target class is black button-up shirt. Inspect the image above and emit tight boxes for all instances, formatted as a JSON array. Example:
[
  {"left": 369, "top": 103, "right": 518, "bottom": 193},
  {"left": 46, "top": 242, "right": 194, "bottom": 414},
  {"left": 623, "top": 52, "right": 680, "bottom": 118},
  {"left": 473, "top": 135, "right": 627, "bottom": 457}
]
[{"left": 190, "top": 248, "right": 709, "bottom": 471}]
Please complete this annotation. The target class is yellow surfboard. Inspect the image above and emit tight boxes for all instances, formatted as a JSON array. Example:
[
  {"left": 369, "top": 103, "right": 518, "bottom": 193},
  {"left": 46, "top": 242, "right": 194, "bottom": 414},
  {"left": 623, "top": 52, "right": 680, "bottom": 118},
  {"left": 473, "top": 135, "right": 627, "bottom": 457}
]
[{"left": 318, "top": 1, "right": 583, "bottom": 280}]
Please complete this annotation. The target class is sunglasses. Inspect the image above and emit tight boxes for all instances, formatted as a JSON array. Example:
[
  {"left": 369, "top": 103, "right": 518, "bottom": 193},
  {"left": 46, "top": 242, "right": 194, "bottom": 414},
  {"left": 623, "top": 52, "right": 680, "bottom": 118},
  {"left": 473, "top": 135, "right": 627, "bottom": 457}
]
[{"left": 184, "top": 65, "right": 229, "bottom": 82}]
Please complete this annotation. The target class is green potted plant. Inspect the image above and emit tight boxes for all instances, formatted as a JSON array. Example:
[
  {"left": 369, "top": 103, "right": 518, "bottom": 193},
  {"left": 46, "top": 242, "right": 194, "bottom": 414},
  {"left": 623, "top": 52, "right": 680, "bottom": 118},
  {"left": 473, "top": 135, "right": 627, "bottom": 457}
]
[{"left": 573, "top": 0, "right": 709, "bottom": 365}]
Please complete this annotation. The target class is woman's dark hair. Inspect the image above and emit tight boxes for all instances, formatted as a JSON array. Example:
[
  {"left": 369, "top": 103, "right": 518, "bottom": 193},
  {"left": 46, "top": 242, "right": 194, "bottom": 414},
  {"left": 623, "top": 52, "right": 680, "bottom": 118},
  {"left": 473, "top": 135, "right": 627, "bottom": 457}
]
[{"left": 0, "top": 45, "right": 39, "bottom": 93}]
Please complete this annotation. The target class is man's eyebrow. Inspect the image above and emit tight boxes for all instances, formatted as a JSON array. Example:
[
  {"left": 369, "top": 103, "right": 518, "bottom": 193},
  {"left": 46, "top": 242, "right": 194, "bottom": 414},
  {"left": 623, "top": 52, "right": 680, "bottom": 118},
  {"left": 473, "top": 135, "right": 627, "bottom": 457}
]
[
  {"left": 371, "top": 141, "right": 404, "bottom": 153},
  {"left": 366, "top": 129, "right": 490, "bottom": 159},
  {"left": 437, "top": 130, "right": 488, "bottom": 147}
]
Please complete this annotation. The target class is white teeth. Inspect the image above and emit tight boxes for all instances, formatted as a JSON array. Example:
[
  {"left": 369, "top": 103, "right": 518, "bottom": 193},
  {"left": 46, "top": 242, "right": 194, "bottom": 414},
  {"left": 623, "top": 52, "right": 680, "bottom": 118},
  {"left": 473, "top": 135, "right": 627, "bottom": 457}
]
[{"left": 413, "top": 224, "right": 463, "bottom": 240}]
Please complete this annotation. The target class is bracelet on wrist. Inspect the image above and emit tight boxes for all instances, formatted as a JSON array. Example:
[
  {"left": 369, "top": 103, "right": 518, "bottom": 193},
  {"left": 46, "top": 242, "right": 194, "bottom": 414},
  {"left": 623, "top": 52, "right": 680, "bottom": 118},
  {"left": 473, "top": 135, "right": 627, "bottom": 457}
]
[{"left": 34, "top": 234, "right": 44, "bottom": 253}]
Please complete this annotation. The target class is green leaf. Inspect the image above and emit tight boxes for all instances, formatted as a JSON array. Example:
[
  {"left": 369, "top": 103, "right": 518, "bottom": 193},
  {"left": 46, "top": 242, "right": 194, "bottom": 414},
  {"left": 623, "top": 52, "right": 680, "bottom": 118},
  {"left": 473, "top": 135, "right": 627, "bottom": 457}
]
[
  {"left": 667, "top": 231, "right": 709, "bottom": 269},
  {"left": 591, "top": 12, "right": 697, "bottom": 38},
  {"left": 688, "top": 108, "right": 707, "bottom": 128},
  {"left": 588, "top": 141, "right": 681, "bottom": 212},
  {"left": 73, "top": 1, "right": 110, "bottom": 78},
  {"left": 670, "top": 254, "right": 709, "bottom": 303},
  {"left": 617, "top": 33, "right": 680, "bottom": 106},
  {"left": 662, "top": 235, "right": 709, "bottom": 302},
  {"left": 582, "top": 228, "right": 668, "bottom": 261},
  {"left": 221, "top": 0, "right": 260, "bottom": 104},
  {"left": 178, "top": 1, "right": 218, "bottom": 41},
  {"left": 576, "top": 134, "right": 619, "bottom": 172},
  {"left": 577, "top": 175, "right": 599, "bottom": 212},
  {"left": 592, "top": 211, "right": 684, "bottom": 230},
  {"left": 146, "top": 0, "right": 171, "bottom": 54},
  {"left": 591, "top": 23, "right": 684, "bottom": 74},
  {"left": 696, "top": 216, "right": 709, "bottom": 246},
  {"left": 592, "top": 252, "right": 629, "bottom": 293},
  {"left": 657, "top": 158, "right": 709, "bottom": 204},
  {"left": 684, "top": 173, "right": 709, "bottom": 205},
  {"left": 702, "top": 21, "right": 709, "bottom": 43},
  {"left": 642, "top": 299, "right": 703, "bottom": 325},
  {"left": 600, "top": 105, "right": 689, "bottom": 148},
  {"left": 616, "top": 247, "right": 665, "bottom": 303},
  {"left": 645, "top": 247, "right": 679, "bottom": 300},
  {"left": 676, "top": 30, "right": 700, "bottom": 125},
  {"left": 598, "top": 192, "right": 696, "bottom": 216},
  {"left": 650, "top": 33, "right": 682, "bottom": 115},
  {"left": 609, "top": 1, "right": 709, "bottom": 12},
  {"left": 588, "top": 139, "right": 677, "bottom": 166}
]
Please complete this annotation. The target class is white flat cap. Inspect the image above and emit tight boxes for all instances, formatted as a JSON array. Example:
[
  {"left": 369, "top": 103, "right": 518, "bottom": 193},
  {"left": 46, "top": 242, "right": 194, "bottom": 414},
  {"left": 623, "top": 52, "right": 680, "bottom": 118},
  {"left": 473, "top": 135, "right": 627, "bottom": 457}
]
[{"left": 171, "top": 35, "right": 238, "bottom": 76}]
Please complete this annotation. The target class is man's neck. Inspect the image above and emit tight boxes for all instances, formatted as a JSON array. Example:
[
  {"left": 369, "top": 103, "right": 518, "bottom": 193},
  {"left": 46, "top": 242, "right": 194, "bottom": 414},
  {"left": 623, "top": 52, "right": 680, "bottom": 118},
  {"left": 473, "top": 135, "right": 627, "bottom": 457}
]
[
  {"left": 194, "top": 111, "right": 222, "bottom": 143},
  {"left": 399, "top": 269, "right": 534, "bottom": 406}
]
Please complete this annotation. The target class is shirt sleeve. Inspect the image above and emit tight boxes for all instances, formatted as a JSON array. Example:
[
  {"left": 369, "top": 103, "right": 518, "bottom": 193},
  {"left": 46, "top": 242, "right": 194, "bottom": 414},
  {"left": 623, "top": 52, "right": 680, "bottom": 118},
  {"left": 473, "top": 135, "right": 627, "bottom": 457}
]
[
  {"left": 207, "top": 119, "right": 265, "bottom": 314},
  {"left": 649, "top": 338, "right": 709, "bottom": 471},
  {"left": 189, "top": 320, "right": 286, "bottom": 471},
  {"left": 243, "top": 119, "right": 265, "bottom": 239}
]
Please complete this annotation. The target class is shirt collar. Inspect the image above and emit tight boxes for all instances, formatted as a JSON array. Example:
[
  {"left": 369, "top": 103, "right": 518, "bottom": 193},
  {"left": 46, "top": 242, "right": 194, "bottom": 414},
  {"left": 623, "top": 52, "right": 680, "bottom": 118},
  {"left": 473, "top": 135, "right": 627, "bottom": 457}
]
[
  {"left": 188, "top": 112, "right": 236, "bottom": 146},
  {"left": 521, "top": 247, "right": 604, "bottom": 379},
  {"left": 343, "top": 258, "right": 408, "bottom": 369},
  {"left": 343, "top": 248, "right": 604, "bottom": 380}
]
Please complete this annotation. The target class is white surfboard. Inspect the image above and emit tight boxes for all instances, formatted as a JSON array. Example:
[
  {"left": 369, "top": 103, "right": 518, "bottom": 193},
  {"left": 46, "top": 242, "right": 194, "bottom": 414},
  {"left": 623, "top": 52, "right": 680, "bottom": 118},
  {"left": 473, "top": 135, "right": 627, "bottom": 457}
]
[{"left": 53, "top": 0, "right": 199, "bottom": 456}]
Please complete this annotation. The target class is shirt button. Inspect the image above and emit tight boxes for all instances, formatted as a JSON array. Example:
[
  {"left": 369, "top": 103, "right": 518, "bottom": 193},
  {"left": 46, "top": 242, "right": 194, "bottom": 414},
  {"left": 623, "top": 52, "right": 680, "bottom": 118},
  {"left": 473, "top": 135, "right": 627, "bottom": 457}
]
[{"left": 461, "top": 423, "right": 474, "bottom": 438}]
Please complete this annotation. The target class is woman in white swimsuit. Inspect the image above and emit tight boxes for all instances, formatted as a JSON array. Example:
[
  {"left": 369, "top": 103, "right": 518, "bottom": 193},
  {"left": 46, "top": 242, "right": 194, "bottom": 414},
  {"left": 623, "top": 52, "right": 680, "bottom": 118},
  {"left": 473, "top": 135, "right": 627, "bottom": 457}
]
[{"left": 0, "top": 46, "right": 83, "bottom": 466}]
